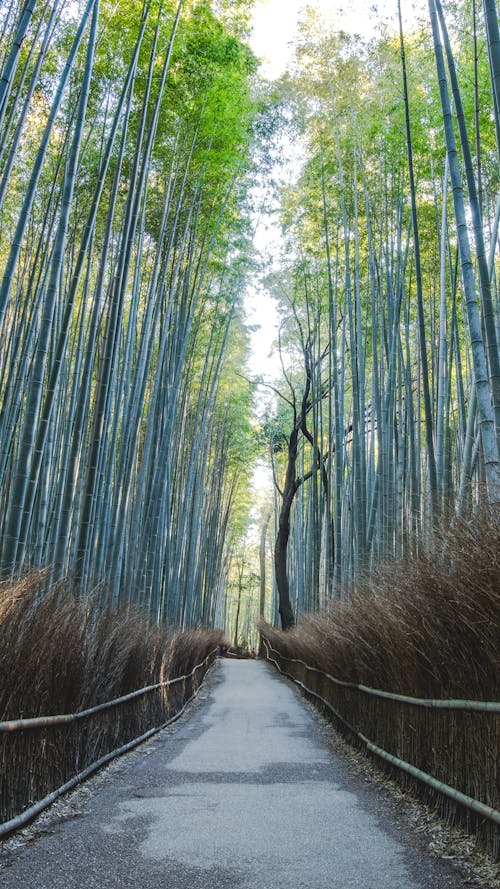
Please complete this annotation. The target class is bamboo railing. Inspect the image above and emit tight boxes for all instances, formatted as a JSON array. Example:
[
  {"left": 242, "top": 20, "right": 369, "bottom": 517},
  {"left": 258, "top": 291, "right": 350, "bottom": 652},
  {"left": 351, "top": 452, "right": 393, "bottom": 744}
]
[
  {"left": 0, "top": 649, "right": 218, "bottom": 837},
  {"left": 262, "top": 637, "right": 500, "bottom": 858}
]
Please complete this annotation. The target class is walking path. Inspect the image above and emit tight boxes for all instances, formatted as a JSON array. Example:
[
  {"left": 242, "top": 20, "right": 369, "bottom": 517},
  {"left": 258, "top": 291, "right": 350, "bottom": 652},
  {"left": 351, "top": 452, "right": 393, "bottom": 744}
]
[{"left": 0, "top": 659, "right": 474, "bottom": 888}]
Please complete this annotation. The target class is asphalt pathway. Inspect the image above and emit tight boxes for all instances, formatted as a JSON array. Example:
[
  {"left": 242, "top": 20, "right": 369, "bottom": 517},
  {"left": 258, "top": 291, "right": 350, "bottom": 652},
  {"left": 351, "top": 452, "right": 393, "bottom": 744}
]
[{"left": 0, "top": 659, "right": 475, "bottom": 888}]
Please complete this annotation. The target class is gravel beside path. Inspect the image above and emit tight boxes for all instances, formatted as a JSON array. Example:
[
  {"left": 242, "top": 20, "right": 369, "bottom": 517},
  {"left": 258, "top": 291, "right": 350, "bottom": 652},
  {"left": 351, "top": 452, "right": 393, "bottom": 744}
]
[{"left": 0, "top": 659, "right": 485, "bottom": 888}]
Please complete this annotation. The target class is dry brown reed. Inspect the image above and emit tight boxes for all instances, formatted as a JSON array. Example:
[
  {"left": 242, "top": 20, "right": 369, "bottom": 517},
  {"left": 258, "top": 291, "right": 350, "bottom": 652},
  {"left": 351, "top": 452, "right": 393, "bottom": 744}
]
[
  {"left": 0, "top": 575, "right": 222, "bottom": 827},
  {"left": 261, "top": 510, "right": 500, "bottom": 858}
]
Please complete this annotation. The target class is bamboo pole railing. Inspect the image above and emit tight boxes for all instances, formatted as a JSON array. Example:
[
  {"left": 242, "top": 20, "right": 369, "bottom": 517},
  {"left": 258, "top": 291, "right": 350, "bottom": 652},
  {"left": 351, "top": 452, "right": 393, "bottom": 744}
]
[
  {"left": 0, "top": 648, "right": 218, "bottom": 838},
  {"left": 0, "top": 656, "right": 213, "bottom": 732},
  {"left": 262, "top": 641, "right": 500, "bottom": 713},
  {"left": 262, "top": 638, "right": 500, "bottom": 847}
]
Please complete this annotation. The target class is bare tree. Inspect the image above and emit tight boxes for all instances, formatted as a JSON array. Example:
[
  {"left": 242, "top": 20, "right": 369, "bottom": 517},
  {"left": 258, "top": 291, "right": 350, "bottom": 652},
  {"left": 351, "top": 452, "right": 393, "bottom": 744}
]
[{"left": 266, "top": 338, "right": 330, "bottom": 629}]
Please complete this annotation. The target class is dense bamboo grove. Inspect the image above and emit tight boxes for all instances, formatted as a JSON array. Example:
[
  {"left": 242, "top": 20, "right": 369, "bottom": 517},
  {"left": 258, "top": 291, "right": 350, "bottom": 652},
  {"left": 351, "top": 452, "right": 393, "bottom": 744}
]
[
  {"left": 0, "top": 0, "right": 499, "bottom": 864},
  {"left": 255, "top": 0, "right": 500, "bottom": 857},
  {"left": 262, "top": 0, "right": 500, "bottom": 627},
  {"left": 1, "top": 0, "right": 500, "bottom": 637},
  {"left": 0, "top": 0, "right": 256, "bottom": 624}
]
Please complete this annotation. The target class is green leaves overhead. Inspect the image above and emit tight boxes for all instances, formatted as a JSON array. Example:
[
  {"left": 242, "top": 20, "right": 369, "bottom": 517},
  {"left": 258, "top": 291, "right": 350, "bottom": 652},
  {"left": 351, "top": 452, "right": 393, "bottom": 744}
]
[
  {"left": 0, "top": 0, "right": 259, "bottom": 624},
  {"left": 262, "top": 0, "right": 500, "bottom": 622}
]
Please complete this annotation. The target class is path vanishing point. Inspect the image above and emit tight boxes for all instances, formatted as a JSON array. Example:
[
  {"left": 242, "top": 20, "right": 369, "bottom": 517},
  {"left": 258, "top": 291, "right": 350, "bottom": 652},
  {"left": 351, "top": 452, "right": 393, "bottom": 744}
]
[{"left": 0, "top": 660, "right": 478, "bottom": 888}]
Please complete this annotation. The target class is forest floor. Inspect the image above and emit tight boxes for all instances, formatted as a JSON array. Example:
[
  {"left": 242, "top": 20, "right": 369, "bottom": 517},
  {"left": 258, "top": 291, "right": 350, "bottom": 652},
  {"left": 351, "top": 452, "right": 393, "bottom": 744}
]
[{"left": 0, "top": 659, "right": 497, "bottom": 889}]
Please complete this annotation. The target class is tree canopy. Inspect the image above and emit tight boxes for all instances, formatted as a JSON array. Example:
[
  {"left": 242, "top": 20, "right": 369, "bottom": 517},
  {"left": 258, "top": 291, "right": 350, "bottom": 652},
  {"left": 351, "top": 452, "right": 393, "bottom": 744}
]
[{"left": 1, "top": 0, "right": 500, "bottom": 635}]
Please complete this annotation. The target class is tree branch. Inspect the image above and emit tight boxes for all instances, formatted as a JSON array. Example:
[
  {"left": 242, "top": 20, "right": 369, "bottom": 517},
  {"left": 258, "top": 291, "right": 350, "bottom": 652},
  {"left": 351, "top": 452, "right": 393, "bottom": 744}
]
[{"left": 235, "top": 372, "right": 295, "bottom": 409}]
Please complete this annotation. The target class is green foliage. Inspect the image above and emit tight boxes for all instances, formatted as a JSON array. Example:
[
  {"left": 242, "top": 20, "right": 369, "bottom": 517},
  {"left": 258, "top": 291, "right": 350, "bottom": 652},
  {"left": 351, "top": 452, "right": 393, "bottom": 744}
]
[
  {"left": 0, "top": 0, "right": 261, "bottom": 627},
  {"left": 257, "top": 0, "right": 500, "bottom": 618}
]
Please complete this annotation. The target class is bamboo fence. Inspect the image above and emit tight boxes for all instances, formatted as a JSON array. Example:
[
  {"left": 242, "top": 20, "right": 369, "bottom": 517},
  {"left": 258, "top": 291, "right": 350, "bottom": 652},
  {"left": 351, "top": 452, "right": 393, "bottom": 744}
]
[
  {"left": 0, "top": 648, "right": 218, "bottom": 837},
  {"left": 262, "top": 638, "right": 500, "bottom": 859}
]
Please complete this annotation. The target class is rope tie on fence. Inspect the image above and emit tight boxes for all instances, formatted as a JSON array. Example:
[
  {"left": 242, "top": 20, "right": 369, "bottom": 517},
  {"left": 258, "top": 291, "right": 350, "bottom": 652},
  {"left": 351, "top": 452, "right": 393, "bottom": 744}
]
[{"left": 262, "top": 638, "right": 500, "bottom": 830}]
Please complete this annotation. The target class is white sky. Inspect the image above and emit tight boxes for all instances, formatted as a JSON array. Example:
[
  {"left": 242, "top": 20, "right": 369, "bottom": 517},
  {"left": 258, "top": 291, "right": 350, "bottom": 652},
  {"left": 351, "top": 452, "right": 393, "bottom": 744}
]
[
  {"left": 249, "top": 0, "right": 428, "bottom": 80},
  {"left": 251, "top": 0, "right": 357, "bottom": 79}
]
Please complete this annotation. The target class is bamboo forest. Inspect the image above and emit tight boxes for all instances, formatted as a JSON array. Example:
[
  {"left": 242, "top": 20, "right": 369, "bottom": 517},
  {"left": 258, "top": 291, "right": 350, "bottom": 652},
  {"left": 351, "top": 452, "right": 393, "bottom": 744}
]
[
  {"left": 0, "top": 0, "right": 500, "bottom": 877},
  {"left": 1, "top": 0, "right": 500, "bottom": 629}
]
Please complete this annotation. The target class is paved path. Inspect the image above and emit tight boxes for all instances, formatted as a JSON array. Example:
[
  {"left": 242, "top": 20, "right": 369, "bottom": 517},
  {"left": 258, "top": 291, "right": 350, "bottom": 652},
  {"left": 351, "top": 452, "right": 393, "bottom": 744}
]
[{"left": 0, "top": 660, "right": 474, "bottom": 888}]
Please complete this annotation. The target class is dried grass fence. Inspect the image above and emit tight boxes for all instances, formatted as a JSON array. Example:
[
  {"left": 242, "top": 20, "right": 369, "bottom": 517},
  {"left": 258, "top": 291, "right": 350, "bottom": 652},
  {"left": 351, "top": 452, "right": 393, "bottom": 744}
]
[
  {"left": 262, "top": 637, "right": 499, "bottom": 858},
  {"left": 0, "top": 575, "right": 222, "bottom": 837},
  {"left": 260, "top": 512, "right": 500, "bottom": 860}
]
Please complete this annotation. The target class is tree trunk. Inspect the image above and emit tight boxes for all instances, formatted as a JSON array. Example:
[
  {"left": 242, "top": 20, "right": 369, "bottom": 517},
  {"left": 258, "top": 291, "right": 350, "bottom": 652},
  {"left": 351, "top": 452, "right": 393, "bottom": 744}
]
[
  {"left": 259, "top": 507, "right": 272, "bottom": 620},
  {"left": 274, "top": 513, "right": 295, "bottom": 630},
  {"left": 274, "top": 424, "right": 299, "bottom": 630}
]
